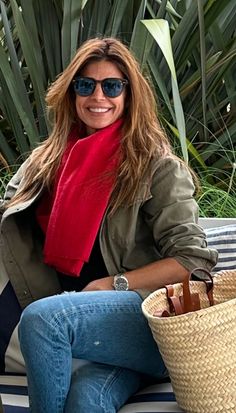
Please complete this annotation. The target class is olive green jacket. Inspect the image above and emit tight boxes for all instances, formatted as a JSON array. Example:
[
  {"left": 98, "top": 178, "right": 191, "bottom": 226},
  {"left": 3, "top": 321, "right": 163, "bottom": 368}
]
[{"left": 0, "top": 156, "right": 218, "bottom": 308}]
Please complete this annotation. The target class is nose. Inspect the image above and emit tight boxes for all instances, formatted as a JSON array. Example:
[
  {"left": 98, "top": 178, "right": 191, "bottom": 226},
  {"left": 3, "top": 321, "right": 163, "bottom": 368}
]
[{"left": 92, "top": 82, "right": 106, "bottom": 99}]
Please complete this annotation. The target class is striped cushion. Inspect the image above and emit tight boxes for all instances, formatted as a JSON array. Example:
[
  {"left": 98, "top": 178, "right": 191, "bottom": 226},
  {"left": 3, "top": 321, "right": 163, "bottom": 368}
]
[
  {"left": 0, "top": 375, "right": 185, "bottom": 412},
  {"left": 118, "top": 382, "right": 183, "bottom": 412},
  {"left": 205, "top": 224, "right": 236, "bottom": 272},
  {"left": 0, "top": 375, "right": 28, "bottom": 413}
]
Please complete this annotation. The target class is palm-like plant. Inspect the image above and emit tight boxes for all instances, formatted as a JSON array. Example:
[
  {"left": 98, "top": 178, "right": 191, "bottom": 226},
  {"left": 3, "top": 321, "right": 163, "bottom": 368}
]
[{"left": 0, "top": 0, "right": 235, "bottom": 213}]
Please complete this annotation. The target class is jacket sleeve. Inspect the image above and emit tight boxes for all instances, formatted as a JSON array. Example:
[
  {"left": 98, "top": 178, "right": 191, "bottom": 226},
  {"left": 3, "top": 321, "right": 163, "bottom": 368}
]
[
  {"left": 142, "top": 156, "right": 218, "bottom": 271},
  {"left": 1, "top": 159, "right": 29, "bottom": 206}
]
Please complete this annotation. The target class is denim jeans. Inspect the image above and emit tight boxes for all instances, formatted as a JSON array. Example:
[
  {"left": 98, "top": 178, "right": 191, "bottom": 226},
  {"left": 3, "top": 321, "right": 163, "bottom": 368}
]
[{"left": 18, "top": 290, "right": 167, "bottom": 413}]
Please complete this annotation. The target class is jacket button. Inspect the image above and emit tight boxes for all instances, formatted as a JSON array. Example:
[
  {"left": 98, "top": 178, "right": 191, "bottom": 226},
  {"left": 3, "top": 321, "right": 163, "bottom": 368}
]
[{"left": 23, "top": 291, "right": 28, "bottom": 295}]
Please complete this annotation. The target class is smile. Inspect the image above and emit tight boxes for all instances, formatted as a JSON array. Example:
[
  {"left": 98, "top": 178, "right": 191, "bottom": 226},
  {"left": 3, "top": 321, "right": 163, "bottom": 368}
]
[{"left": 88, "top": 108, "right": 111, "bottom": 113}]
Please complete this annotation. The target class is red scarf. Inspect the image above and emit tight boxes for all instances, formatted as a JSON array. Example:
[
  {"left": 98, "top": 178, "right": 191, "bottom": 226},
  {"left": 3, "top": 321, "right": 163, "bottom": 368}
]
[{"left": 37, "top": 119, "right": 122, "bottom": 276}]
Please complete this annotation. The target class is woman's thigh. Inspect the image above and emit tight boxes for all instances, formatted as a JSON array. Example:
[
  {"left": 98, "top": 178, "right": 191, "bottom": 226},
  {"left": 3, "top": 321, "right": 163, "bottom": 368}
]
[{"left": 20, "top": 290, "right": 166, "bottom": 378}]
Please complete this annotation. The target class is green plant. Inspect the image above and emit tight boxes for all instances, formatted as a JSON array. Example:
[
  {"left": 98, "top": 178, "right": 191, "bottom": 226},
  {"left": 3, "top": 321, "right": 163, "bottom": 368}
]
[
  {"left": 0, "top": 166, "right": 13, "bottom": 198},
  {"left": 0, "top": 0, "right": 235, "bottom": 216},
  {"left": 198, "top": 177, "right": 236, "bottom": 218}
]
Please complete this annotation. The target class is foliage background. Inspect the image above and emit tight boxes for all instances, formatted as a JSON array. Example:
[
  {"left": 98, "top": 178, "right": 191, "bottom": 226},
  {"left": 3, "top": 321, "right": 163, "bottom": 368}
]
[{"left": 0, "top": 0, "right": 236, "bottom": 216}]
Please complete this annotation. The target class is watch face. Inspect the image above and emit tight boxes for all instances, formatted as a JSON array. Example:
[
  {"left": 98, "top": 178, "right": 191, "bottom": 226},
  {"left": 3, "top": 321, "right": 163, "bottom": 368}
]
[{"left": 114, "top": 276, "right": 129, "bottom": 291}]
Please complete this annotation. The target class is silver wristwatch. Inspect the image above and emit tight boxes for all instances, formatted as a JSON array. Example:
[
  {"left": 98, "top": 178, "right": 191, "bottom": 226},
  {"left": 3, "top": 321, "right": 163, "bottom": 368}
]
[{"left": 112, "top": 273, "right": 129, "bottom": 291}]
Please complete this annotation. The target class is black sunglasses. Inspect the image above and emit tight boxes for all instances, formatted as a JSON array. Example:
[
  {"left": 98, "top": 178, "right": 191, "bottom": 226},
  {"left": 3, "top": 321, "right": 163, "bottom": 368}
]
[{"left": 73, "top": 76, "right": 128, "bottom": 98}]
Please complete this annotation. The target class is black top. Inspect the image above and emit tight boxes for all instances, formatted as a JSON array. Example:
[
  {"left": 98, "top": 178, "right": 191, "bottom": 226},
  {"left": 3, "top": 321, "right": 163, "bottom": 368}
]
[{"left": 57, "top": 235, "right": 108, "bottom": 292}]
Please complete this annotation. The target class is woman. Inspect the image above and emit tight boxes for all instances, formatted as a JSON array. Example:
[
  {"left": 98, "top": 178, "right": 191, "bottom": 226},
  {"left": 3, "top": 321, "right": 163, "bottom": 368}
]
[{"left": 1, "top": 37, "right": 217, "bottom": 412}]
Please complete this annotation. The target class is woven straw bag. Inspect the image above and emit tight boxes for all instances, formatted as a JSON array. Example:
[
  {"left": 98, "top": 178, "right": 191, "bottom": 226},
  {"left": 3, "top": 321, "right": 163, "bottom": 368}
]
[{"left": 142, "top": 268, "right": 236, "bottom": 413}]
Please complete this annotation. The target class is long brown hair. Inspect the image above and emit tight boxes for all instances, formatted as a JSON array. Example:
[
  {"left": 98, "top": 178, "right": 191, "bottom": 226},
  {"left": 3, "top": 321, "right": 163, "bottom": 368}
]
[{"left": 6, "top": 37, "right": 172, "bottom": 211}]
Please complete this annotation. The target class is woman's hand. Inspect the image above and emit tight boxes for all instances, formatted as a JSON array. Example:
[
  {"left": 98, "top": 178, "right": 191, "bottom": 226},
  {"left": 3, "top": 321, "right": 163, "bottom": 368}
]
[{"left": 82, "top": 276, "right": 114, "bottom": 291}]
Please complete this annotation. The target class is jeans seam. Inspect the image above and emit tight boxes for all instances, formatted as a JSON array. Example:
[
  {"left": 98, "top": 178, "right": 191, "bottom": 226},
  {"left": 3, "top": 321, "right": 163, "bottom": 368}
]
[
  {"left": 99, "top": 366, "right": 124, "bottom": 413},
  {"left": 37, "top": 315, "right": 71, "bottom": 412}
]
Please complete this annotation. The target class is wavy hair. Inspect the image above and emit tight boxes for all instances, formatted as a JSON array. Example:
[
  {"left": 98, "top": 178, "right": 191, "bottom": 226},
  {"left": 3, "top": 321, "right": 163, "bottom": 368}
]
[{"left": 6, "top": 37, "right": 172, "bottom": 211}]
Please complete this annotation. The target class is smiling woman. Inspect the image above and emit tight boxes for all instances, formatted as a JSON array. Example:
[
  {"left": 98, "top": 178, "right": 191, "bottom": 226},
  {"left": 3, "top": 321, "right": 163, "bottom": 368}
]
[{"left": 0, "top": 37, "right": 217, "bottom": 413}]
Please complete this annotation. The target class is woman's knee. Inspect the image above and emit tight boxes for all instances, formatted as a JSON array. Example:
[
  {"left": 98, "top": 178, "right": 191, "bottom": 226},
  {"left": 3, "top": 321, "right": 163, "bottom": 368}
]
[{"left": 19, "top": 296, "right": 58, "bottom": 340}]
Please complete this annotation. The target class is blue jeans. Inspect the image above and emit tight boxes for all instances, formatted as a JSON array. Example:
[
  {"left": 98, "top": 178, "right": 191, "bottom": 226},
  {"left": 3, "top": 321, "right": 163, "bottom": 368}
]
[{"left": 18, "top": 291, "right": 167, "bottom": 413}]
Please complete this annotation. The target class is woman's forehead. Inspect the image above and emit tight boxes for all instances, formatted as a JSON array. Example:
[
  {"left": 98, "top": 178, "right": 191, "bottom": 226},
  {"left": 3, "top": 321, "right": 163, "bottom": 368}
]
[{"left": 80, "top": 60, "right": 124, "bottom": 79}]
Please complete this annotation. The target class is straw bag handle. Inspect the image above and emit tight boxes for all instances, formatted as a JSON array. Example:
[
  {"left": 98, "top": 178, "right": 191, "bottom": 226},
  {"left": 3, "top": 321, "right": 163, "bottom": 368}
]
[{"left": 166, "top": 267, "right": 214, "bottom": 316}]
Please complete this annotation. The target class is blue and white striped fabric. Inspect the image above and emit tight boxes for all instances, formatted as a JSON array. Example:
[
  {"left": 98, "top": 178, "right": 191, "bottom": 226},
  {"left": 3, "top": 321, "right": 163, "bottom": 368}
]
[
  {"left": 0, "top": 375, "right": 29, "bottom": 413},
  {"left": 118, "top": 382, "right": 184, "bottom": 412},
  {"left": 205, "top": 224, "right": 236, "bottom": 272},
  {"left": 0, "top": 375, "right": 28, "bottom": 413}
]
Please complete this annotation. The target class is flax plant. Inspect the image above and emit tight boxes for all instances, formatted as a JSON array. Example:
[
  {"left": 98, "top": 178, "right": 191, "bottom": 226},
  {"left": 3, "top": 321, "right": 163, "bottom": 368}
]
[{"left": 0, "top": 0, "right": 235, "bottom": 216}]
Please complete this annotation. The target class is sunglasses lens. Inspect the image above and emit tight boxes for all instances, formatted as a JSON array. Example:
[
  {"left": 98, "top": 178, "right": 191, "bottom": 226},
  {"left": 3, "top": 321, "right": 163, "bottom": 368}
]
[
  {"left": 73, "top": 78, "right": 95, "bottom": 96},
  {"left": 102, "top": 79, "right": 124, "bottom": 97}
]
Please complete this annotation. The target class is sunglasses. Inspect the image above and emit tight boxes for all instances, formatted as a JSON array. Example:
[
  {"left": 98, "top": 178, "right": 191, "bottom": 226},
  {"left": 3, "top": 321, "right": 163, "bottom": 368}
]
[{"left": 73, "top": 76, "right": 128, "bottom": 98}]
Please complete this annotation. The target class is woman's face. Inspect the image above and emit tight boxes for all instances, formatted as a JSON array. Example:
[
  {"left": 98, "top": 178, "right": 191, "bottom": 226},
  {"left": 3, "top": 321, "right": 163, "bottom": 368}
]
[{"left": 75, "top": 60, "right": 126, "bottom": 135}]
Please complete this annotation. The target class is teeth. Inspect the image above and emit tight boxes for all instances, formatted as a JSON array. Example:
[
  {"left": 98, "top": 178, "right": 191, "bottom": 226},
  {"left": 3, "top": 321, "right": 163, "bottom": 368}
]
[{"left": 89, "top": 108, "right": 110, "bottom": 113}]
